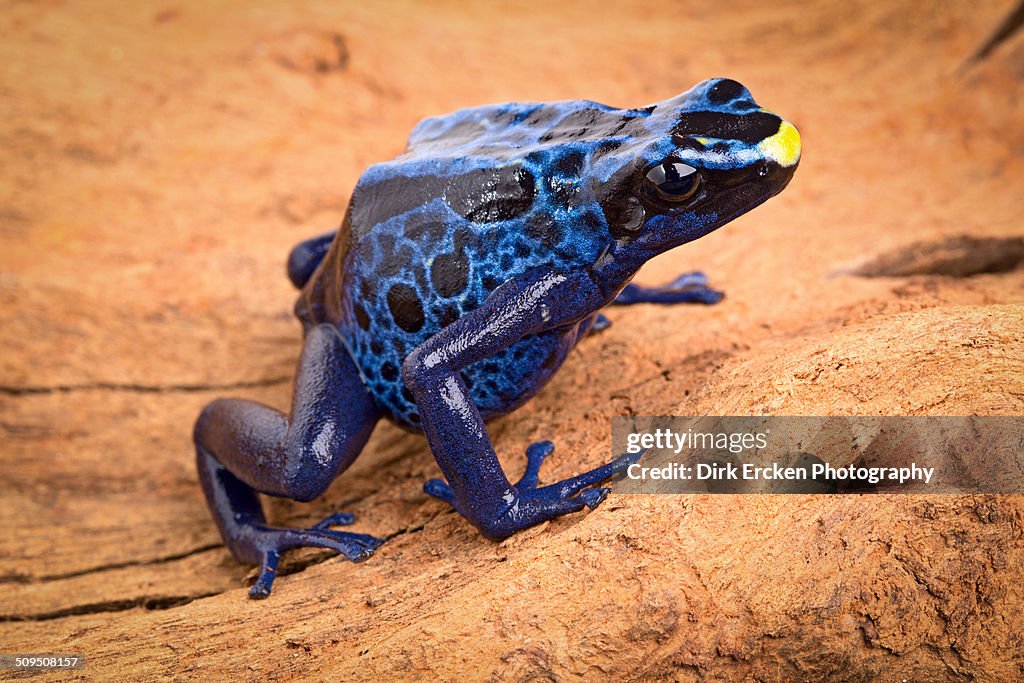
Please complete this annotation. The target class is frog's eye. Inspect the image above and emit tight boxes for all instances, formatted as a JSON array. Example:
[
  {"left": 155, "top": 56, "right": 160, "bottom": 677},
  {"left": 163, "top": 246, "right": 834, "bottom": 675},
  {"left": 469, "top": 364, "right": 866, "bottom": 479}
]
[{"left": 645, "top": 160, "right": 701, "bottom": 203}]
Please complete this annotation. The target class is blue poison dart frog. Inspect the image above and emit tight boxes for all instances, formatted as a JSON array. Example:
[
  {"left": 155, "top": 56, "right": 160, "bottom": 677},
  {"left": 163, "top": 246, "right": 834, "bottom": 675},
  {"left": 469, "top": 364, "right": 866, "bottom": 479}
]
[{"left": 194, "top": 78, "right": 800, "bottom": 598}]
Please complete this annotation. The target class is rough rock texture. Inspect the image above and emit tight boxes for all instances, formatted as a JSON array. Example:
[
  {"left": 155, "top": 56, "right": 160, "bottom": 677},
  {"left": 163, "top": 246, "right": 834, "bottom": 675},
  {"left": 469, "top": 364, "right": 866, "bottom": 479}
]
[{"left": 1, "top": 1, "right": 1022, "bottom": 680}]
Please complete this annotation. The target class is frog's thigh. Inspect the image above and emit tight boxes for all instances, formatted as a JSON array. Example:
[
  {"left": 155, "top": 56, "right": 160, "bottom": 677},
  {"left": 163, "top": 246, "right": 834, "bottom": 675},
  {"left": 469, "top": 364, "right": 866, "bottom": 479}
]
[{"left": 194, "top": 324, "right": 379, "bottom": 507}]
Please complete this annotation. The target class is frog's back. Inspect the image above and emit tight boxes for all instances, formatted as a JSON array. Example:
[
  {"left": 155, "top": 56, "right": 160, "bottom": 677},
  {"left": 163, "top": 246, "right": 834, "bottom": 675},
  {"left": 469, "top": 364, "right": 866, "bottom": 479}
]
[{"left": 297, "top": 98, "right": 661, "bottom": 427}]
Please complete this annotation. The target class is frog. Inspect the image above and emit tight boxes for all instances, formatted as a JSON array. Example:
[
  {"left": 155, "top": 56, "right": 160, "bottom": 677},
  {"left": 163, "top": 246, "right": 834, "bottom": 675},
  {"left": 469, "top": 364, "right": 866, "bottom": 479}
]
[{"left": 193, "top": 77, "right": 801, "bottom": 598}]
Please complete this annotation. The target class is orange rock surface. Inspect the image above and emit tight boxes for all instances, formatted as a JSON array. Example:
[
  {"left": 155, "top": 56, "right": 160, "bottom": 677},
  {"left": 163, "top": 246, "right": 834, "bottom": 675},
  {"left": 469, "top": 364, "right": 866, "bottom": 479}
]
[{"left": 2, "top": 1, "right": 1022, "bottom": 680}]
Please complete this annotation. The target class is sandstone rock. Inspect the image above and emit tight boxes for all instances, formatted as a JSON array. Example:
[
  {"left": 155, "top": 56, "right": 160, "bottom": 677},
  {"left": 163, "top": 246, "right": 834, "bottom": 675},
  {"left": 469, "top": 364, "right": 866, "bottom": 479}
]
[{"left": 1, "top": 1, "right": 1021, "bottom": 680}]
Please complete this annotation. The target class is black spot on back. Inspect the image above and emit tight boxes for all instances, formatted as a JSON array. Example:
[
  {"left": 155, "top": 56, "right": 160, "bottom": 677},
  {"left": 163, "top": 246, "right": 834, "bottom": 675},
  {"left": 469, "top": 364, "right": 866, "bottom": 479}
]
[
  {"left": 438, "top": 305, "right": 459, "bottom": 328},
  {"left": 525, "top": 212, "right": 562, "bottom": 249},
  {"left": 707, "top": 79, "right": 745, "bottom": 104},
  {"left": 359, "top": 279, "right": 376, "bottom": 301},
  {"left": 386, "top": 284, "right": 425, "bottom": 333},
  {"left": 353, "top": 303, "right": 370, "bottom": 330},
  {"left": 378, "top": 246, "right": 413, "bottom": 278},
  {"left": 672, "top": 111, "right": 781, "bottom": 144},
  {"left": 554, "top": 247, "right": 579, "bottom": 262},
  {"left": 482, "top": 275, "right": 501, "bottom": 292},
  {"left": 356, "top": 166, "right": 531, "bottom": 236},
  {"left": 431, "top": 249, "right": 469, "bottom": 297},
  {"left": 554, "top": 150, "right": 585, "bottom": 177},
  {"left": 581, "top": 210, "right": 604, "bottom": 232},
  {"left": 453, "top": 228, "right": 475, "bottom": 251},
  {"left": 380, "top": 362, "right": 399, "bottom": 381},
  {"left": 444, "top": 165, "right": 535, "bottom": 223},
  {"left": 593, "top": 139, "right": 623, "bottom": 157},
  {"left": 547, "top": 177, "right": 580, "bottom": 208}
]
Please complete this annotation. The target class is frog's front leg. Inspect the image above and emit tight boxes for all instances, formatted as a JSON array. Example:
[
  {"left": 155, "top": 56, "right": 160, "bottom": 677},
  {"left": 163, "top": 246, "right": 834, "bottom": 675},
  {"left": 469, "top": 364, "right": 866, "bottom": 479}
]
[
  {"left": 193, "top": 324, "right": 383, "bottom": 598},
  {"left": 612, "top": 270, "right": 723, "bottom": 305},
  {"left": 403, "top": 270, "right": 639, "bottom": 540}
]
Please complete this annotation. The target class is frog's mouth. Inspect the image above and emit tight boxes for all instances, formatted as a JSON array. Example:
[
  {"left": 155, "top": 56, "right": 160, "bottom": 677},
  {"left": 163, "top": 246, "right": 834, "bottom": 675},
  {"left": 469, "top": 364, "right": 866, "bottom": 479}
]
[{"left": 709, "top": 160, "right": 798, "bottom": 227}]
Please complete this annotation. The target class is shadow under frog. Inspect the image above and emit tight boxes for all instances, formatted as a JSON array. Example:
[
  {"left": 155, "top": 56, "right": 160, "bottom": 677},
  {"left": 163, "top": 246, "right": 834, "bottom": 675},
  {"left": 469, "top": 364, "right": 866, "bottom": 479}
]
[{"left": 193, "top": 78, "right": 801, "bottom": 597}]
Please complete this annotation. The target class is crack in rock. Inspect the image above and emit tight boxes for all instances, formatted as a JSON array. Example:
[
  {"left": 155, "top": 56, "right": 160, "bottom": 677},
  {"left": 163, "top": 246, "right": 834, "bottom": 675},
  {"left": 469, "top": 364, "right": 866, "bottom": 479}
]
[
  {"left": 0, "top": 593, "right": 223, "bottom": 622},
  {"left": 0, "top": 377, "right": 289, "bottom": 396},
  {"left": 0, "top": 543, "right": 225, "bottom": 584}
]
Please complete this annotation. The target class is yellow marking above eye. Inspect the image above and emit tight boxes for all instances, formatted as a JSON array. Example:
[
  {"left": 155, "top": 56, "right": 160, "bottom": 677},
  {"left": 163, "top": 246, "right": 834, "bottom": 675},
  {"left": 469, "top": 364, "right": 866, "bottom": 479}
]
[
  {"left": 757, "top": 120, "right": 801, "bottom": 167},
  {"left": 695, "top": 137, "right": 710, "bottom": 145}
]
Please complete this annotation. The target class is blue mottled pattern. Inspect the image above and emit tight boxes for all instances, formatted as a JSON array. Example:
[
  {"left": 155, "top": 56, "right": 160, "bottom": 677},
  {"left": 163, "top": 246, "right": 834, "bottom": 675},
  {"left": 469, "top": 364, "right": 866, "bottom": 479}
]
[
  {"left": 194, "top": 79, "right": 801, "bottom": 595},
  {"left": 298, "top": 79, "right": 789, "bottom": 429}
]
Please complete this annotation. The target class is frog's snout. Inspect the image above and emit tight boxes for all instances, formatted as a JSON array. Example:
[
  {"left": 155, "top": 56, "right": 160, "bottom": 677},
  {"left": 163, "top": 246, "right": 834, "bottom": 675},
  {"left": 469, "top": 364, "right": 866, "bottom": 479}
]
[{"left": 757, "top": 118, "right": 801, "bottom": 168}]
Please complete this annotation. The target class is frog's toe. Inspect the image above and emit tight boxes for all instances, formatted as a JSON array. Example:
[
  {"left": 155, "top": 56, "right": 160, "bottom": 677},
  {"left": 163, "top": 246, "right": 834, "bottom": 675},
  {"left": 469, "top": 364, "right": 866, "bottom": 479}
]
[
  {"left": 666, "top": 270, "right": 709, "bottom": 289},
  {"left": 240, "top": 524, "right": 383, "bottom": 599},
  {"left": 284, "top": 525, "right": 382, "bottom": 564},
  {"left": 249, "top": 550, "right": 282, "bottom": 599},
  {"left": 534, "top": 449, "right": 641, "bottom": 500},
  {"left": 613, "top": 276, "right": 724, "bottom": 305},
  {"left": 514, "top": 442, "right": 638, "bottom": 506},
  {"left": 317, "top": 530, "right": 383, "bottom": 562},
  {"left": 663, "top": 271, "right": 723, "bottom": 304},
  {"left": 579, "top": 486, "right": 611, "bottom": 510},
  {"left": 517, "top": 440, "right": 555, "bottom": 490},
  {"left": 681, "top": 285, "right": 724, "bottom": 304},
  {"left": 477, "top": 450, "right": 639, "bottom": 539},
  {"left": 424, "top": 478, "right": 457, "bottom": 507},
  {"left": 312, "top": 511, "right": 357, "bottom": 530},
  {"left": 590, "top": 313, "right": 612, "bottom": 334}
]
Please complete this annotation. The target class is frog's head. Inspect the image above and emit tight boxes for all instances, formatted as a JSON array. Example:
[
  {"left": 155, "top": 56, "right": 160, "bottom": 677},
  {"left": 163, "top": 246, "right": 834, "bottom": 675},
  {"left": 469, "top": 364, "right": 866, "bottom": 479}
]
[{"left": 597, "top": 78, "right": 800, "bottom": 266}]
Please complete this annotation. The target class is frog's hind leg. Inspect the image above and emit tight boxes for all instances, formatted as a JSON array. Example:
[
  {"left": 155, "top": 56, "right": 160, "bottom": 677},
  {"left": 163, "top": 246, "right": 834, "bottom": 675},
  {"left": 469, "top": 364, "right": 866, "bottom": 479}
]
[
  {"left": 612, "top": 271, "right": 724, "bottom": 305},
  {"left": 193, "top": 323, "right": 383, "bottom": 598},
  {"left": 286, "top": 231, "right": 335, "bottom": 289}
]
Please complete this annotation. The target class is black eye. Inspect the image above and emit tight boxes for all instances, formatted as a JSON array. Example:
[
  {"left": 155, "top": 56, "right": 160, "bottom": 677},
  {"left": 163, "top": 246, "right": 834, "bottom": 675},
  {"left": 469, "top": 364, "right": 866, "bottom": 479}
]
[{"left": 645, "top": 161, "right": 702, "bottom": 203}]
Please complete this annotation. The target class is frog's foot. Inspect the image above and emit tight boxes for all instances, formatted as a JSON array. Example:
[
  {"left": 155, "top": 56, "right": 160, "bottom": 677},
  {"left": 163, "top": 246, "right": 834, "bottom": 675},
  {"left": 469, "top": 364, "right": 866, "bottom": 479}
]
[
  {"left": 237, "top": 516, "right": 383, "bottom": 599},
  {"left": 613, "top": 270, "right": 724, "bottom": 305},
  {"left": 588, "top": 313, "right": 612, "bottom": 335},
  {"left": 424, "top": 441, "right": 641, "bottom": 539}
]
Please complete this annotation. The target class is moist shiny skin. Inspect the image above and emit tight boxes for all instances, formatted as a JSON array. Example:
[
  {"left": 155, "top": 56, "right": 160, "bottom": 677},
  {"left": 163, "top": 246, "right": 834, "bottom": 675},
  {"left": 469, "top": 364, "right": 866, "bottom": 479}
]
[
  {"left": 195, "top": 78, "right": 801, "bottom": 598},
  {"left": 294, "top": 78, "right": 801, "bottom": 430}
]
